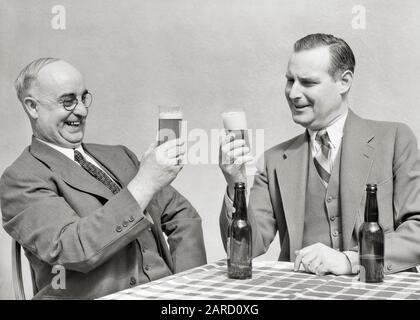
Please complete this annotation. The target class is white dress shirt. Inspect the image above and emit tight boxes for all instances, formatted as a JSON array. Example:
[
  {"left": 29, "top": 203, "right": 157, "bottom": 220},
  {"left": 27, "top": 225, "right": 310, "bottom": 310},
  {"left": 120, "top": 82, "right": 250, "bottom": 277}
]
[
  {"left": 307, "top": 110, "right": 348, "bottom": 169},
  {"left": 36, "top": 138, "right": 116, "bottom": 176}
]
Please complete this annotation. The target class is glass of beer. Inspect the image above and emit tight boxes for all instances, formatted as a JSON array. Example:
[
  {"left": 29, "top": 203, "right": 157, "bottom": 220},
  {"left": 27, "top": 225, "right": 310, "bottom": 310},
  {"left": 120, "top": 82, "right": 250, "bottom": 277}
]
[
  {"left": 221, "top": 109, "right": 249, "bottom": 147},
  {"left": 158, "top": 105, "right": 183, "bottom": 145},
  {"left": 221, "top": 109, "right": 256, "bottom": 175}
]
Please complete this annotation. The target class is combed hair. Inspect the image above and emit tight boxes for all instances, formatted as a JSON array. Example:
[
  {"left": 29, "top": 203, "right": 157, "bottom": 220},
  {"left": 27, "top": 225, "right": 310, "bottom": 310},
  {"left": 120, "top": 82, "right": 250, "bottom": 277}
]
[
  {"left": 14, "top": 57, "right": 60, "bottom": 104},
  {"left": 294, "top": 33, "right": 355, "bottom": 78}
]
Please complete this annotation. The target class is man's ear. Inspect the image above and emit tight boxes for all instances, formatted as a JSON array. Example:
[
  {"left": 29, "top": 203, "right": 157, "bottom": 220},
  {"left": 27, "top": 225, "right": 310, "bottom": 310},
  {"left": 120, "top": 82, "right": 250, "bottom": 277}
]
[
  {"left": 338, "top": 70, "right": 353, "bottom": 95},
  {"left": 23, "top": 97, "right": 39, "bottom": 119}
]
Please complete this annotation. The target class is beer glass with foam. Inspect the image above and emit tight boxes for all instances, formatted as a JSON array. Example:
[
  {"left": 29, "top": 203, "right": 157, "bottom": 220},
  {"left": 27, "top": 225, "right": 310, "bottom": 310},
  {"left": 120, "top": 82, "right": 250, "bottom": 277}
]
[
  {"left": 221, "top": 109, "right": 249, "bottom": 147},
  {"left": 158, "top": 106, "right": 183, "bottom": 145}
]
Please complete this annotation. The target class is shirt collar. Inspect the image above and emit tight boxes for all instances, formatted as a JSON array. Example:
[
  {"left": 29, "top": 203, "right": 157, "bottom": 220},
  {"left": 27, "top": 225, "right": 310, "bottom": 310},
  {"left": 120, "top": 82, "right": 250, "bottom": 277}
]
[
  {"left": 307, "top": 109, "right": 348, "bottom": 148},
  {"left": 36, "top": 138, "right": 84, "bottom": 161}
]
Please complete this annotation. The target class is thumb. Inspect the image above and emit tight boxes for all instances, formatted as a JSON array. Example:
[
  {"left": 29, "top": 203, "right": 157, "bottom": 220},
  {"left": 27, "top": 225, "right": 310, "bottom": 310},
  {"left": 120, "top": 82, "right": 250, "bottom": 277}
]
[{"left": 145, "top": 142, "right": 158, "bottom": 155}]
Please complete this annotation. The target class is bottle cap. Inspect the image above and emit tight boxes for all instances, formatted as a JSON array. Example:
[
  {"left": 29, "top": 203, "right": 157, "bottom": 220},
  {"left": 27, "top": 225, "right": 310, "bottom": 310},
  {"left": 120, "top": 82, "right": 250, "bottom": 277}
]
[
  {"left": 366, "top": 184, "right": 377, "bottom": 191},
  {"left": 234, "top": 182, "right": 246, "bottom": 189}
]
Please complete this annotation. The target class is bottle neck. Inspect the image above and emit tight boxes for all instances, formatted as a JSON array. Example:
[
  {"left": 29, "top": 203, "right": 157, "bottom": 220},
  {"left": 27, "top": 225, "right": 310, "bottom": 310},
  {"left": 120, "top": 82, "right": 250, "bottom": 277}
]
[
  {"left": 233, "top": 188, "right": 247, "bottom": 220},
  {"left": 365, "top": 190, "right": 379, "bottom": 222}
]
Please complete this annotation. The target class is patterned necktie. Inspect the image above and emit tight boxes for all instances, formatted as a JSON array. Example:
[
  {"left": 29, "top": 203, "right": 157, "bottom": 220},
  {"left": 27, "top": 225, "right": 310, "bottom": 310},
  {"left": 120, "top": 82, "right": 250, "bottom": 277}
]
[
  {"left": 74, "top": 150, "right": 121, "bottom": 195},
  {"left": 313, "top": 130, "right": 332, "bottom": 186}
]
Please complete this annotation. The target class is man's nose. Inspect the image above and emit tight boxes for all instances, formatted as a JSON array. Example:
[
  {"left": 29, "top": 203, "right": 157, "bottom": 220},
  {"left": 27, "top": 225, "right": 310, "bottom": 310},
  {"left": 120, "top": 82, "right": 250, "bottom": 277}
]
[
  {"left": 287, "top": 82, "right": 303, "bottom": 100},
  {"left": 72, "top": 102, "right": 88, "bottom": 116}
]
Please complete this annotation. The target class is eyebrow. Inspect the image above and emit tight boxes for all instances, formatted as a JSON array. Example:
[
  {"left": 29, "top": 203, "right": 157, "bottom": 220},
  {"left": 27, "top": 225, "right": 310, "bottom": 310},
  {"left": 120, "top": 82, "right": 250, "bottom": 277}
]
[
  {"left": 58, "top": 89, "right": 89, "bottom": 100},
  {"left": 299, "top": 76, "right": 319, "bottom": 81},
  {"left": 285, "top": 74, "right": 319, "bottom": 81}
]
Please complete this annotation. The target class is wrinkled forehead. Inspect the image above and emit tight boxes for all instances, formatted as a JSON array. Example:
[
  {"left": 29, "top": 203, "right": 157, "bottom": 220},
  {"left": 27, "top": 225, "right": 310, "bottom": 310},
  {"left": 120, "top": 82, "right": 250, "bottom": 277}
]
[
  {"left": 35, "top": 61, "right": 86, "bottom": 97},
  {"left": 286, "top": 46, "right": 332, "bottom": 77}
]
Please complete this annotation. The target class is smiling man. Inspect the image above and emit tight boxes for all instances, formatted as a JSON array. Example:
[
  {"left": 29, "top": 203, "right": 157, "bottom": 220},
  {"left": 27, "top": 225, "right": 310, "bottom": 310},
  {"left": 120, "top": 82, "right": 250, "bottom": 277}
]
[
  {"left": 0, "top": 58, "right": 206, "bottom": 299},
  {"left": 219, "top": 33, "right": 420, "bottom": 276}
]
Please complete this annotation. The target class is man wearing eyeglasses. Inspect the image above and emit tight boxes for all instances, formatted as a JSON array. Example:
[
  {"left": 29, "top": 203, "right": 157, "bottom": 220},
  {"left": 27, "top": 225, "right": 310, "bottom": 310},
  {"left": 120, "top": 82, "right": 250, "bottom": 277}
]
[{"left": 0, "top": 58, "right": 207, "bottom": 299}]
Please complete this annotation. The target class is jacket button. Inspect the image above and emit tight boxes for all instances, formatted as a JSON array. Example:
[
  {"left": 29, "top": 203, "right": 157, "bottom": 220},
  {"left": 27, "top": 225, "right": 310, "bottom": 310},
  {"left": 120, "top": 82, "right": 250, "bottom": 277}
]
[
  {"left": 332, "top": 230, "right": 339, "bottom": 237},
  {"left": 327, "top": 196, "right": 333, "bottom": 203},
  {"left": 330, "top": 216, "right": 336, "bottom": 221},
  {"left": 122, "top": 220, "right": 129, "bottom": 227},
  {"left": 141, "top": 247, "right": 147, "bottom": 253},
  {"left": 386, "top": 264, "right": 393, "bottom": 271},
  {"left": 129, "top": 216, "right": 135, "bottom": 222},
  {"left": 116, "top": 226, "right": 123, "bottom": 232},
  {"left": 129, "top": 277, "right": 137, "bottom": 286},
  {"left": 145, "top": 265, "right": 151, "bottom": 271}
]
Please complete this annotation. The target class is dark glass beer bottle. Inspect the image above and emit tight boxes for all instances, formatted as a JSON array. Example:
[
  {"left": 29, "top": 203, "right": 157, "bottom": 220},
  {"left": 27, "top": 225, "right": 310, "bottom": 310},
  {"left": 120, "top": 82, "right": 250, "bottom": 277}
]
[
  {"left": 228, "top": 182, "right": 252, "bottom": 279},
  {"left": 358, "top": 184, "right": 384, "bottom": 283}
]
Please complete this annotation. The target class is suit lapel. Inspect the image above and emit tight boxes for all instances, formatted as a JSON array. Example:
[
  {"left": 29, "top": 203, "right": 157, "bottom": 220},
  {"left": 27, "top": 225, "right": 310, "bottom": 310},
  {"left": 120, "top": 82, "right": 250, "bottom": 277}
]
[
  {"left": 82, "top": 143, "right": 136, "bottom": 186},
  {"left": 340, "top": 110, "right": 375, "bottom": 249},
  {"left": 30, "top": 138, "right": 113, "bottom": 200},
  {"left": 275, "top": 132, "right": 309, "bottom": 259}
]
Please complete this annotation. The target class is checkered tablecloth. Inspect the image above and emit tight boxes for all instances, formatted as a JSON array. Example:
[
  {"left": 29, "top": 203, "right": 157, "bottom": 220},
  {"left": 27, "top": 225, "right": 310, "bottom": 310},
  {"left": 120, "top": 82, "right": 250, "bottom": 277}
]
[{"left": 99, "top": 260, "right": 420, "bottom": 300}]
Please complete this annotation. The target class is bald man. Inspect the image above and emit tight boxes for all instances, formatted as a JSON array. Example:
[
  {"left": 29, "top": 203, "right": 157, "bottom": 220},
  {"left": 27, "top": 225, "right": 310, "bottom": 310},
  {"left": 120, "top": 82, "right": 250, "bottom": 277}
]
[{"left": 0, "top": 58, "right": 207, "bottom": 299}]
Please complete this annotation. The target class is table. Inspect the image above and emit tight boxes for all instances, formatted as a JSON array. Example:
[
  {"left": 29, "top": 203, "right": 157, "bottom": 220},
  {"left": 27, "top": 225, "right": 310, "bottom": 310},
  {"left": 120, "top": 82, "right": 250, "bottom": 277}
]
[{"left": 100, "top": 260, "right": 420, "bottom": 300}]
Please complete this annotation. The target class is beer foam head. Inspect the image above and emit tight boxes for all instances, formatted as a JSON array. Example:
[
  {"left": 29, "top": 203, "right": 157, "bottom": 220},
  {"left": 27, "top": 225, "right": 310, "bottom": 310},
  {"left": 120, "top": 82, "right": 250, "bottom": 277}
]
[
  {"left": 221, "top": 110, "right": 247, "bottom": 130},
  {"left": 159, "top": 110, "right": 183, "bottom": 119}
]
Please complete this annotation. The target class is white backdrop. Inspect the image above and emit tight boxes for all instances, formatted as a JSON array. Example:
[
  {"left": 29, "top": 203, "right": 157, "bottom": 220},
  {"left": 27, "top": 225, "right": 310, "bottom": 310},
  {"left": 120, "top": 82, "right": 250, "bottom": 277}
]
[{"left": 1, "top": 0, "right": 420, "bottom": 299}]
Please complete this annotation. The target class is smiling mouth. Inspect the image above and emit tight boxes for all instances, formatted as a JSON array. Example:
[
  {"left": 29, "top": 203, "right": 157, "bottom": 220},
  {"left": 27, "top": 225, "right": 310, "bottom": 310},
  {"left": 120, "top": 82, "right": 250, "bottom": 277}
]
[
  {"left": 293, "top": 104, "right": 311, "bottom": 110},
  {"left": 64, "top": 120, "right": 82, "bottom": 127}
]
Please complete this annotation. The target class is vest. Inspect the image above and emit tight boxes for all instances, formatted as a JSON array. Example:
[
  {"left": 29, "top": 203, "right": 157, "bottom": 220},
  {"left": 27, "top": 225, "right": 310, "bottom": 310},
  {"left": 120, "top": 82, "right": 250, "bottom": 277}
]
[{"left": 303, "top": 143, "right": 343, "bottom": 250}]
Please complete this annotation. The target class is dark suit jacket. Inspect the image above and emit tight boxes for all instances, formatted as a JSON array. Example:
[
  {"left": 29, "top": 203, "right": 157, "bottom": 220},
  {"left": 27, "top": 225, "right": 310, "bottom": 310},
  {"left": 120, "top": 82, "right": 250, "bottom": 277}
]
[
  {"left": 0, "top": 137, "right": 207, "bottom": 299},
  {"left": 220, "top": 110, "right": 420, "bottom": 273}
]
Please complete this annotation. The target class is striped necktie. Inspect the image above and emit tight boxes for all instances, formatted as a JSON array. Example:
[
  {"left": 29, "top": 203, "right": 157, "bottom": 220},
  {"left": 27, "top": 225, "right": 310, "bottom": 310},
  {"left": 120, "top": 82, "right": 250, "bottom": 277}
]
[
  {"left": 74, "top": 150, "right": 121, "bottom": 195},
  {"left": 313, "top": 130, "right": 332, "bottom": 186}
]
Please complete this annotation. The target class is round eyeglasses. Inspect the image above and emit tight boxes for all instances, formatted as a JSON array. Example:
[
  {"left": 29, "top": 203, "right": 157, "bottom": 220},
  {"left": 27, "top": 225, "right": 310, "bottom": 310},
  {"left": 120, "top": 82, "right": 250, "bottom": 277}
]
[{"left": 60, "top": 92, "right": 93, "bottom": 111}]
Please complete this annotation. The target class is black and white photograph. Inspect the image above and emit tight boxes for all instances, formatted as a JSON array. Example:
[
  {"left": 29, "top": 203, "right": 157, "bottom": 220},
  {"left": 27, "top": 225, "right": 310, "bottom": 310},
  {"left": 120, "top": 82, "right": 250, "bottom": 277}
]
[{"left": 1, "top": 0, "right": 420, "bottom": 309}]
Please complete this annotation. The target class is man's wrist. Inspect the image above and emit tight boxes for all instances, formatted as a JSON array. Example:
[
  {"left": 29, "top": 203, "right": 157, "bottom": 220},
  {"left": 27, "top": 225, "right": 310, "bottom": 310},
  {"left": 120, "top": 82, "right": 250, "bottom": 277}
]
[{"left": 127, "top": 177, "right": 157, "bottom": 207}]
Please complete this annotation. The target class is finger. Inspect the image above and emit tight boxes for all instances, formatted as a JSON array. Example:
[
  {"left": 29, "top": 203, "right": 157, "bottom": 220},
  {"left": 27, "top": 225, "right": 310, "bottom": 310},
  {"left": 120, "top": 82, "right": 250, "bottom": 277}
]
[
  {"left": 221, "top": 133, "right": 235, "bottom": 146},
  {"left": 224, "top": 152, "right": 252, "bottom": 166},
  {"left": 294, "top": 246, "right": 316, "bottom": 272},
  {"left": 311, "top": 256, "right": 327, "bottom": 276},
  {"left": 167, "top": 156, "right": 184, "bottom": 166},
  {"left": 166, "top": 145, "right": 187, "bottom": 158},
  {"left": 227, "top": 146, "right": 250, "bottom": 159},
  {"left": 219, "top": 134, "right": 234, "bottom": 153},
  {"left": 307, "top": 256, "right": 322, "bottom": 275},
  {"left": 301, "top": 250, "right": 317, "bottom": 264},
  {"left": 294, "top": 251, "right": 303, "bottom": 271},
  {"left": 176, "top": 155, "right": 185, "bottom": 166},
  {"left": 159, "top": 138, "right": 185, "bottom": 151},
  {"left": 145, "top": 142, "right": 158, "bottom": 155},
  {"left": 314, "top": 263, "right": 327, "bottom": 276},
  {"left": 221, "top": 139, "right": 247, "bottom": 154},
  {"left": 301, "top": 255, "right": 315, "bottom": 273},
  {"left": 233, "top": 154, "right": 255, "bottom": 166}
]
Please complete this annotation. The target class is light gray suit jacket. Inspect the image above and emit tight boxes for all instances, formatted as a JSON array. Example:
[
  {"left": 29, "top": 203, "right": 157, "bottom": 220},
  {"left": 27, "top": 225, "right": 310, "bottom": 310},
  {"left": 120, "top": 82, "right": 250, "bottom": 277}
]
[
  {"left": 1, "top": 137, "right": 207, "bottom": 299},
  {"left": 220, "top": 110, "right": 420, "bottom": 273}
]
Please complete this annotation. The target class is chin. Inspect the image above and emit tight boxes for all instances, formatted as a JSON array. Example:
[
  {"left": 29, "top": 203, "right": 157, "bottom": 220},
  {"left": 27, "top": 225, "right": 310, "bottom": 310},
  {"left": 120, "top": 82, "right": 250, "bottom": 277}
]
[
  {"left": 62, "top": 135, "right": 84, "bottom": 148},
  {"left": 291, "top": 114, "right": 313, "bottom": 128}
]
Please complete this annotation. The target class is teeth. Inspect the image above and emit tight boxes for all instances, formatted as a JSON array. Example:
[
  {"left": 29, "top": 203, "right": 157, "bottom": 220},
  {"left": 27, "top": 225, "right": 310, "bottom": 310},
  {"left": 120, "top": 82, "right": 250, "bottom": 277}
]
[{"left": 66, "top": 121, "right": 80, "bottom": 126}]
